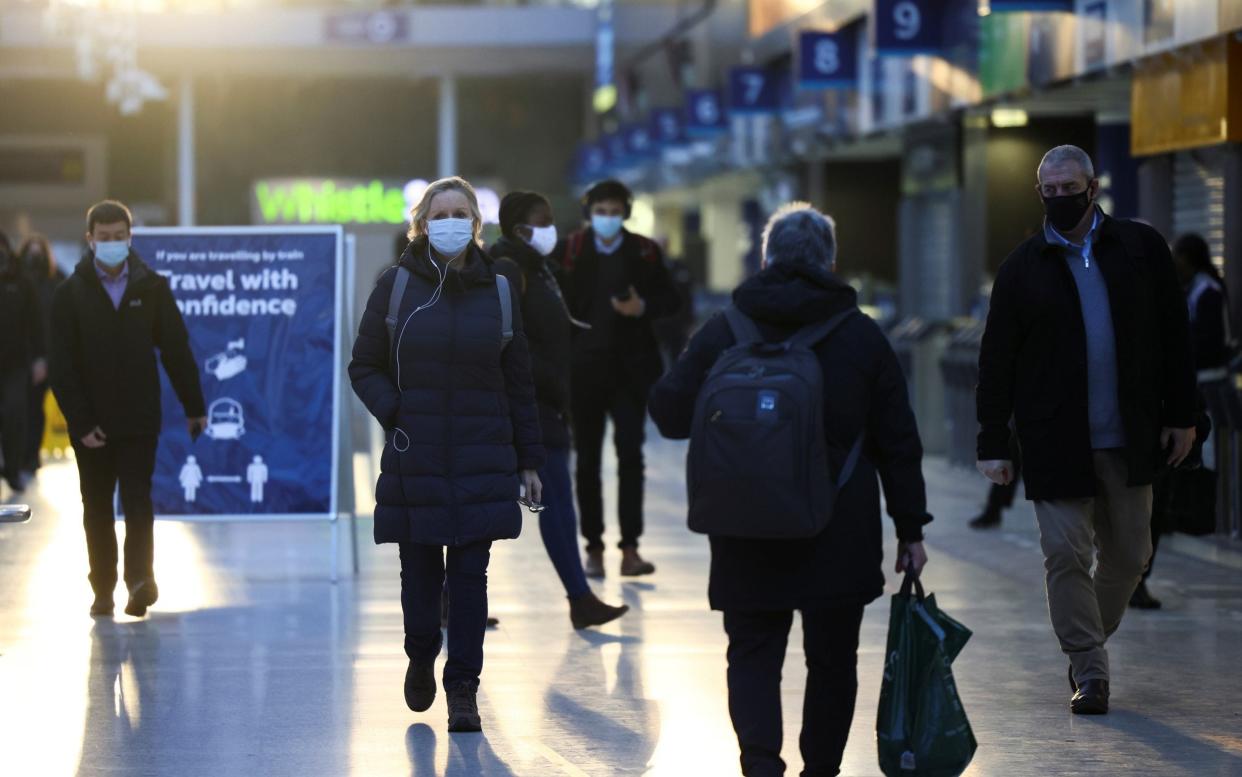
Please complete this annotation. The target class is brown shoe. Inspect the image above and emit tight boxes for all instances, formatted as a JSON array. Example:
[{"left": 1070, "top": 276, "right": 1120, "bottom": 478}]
[
  {"left": 569, "top": 591, "right": 629, "bottom": 629},
  {"left": 620, "top": 549, "right": 655, "bottom": 577},
  {"left": 584, "top": 550, "right": 605, "bottom": 579}
]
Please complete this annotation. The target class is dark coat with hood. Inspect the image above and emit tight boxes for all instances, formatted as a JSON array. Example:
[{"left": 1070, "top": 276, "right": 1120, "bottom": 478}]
[
  {"left": 489, "top": 236, "right": 573, "bottom": 450},
  {"left": 649, "top": 260, "right": 933, "bottom": 612},
  {"left": 977, "top": 211, "right": 1197, "bottom": 501},
  {"left": 349, "top": 237, "right": 545, "bottom": 547},
  {"left": 0, "top": 256, "right": 43, "bottom": 373},
  {"left": 49, "top": 251, "right": 205, "bottom": 441}
]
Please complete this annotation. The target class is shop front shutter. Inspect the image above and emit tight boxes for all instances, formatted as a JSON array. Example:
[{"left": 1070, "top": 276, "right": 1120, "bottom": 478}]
[{"left": 1172, "top": 150, "right": 1226, "bottom": 271}]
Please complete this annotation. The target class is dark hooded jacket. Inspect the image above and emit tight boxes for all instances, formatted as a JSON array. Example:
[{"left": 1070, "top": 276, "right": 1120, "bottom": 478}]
[
  {"left": 489, "top": 236, "right": 573, "bottom": 450},
  {"left": 0, "top": 255, "right": 43, "bottom": 373},
  {"left": 977, "top": 212, "right": 1197, "bottom": 501},
  {"left": 649, "top": 261, "right": 932, "bottom": 611},
  {"left": 49, "top": 251, "right": 204, "bottom": 441},
  {"left": 349, "top": 237, "right": 545, "bottom": 546}
]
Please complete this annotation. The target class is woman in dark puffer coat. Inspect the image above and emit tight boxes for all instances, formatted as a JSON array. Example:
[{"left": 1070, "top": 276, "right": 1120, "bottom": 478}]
[
  {"left": 490, "top": 191, "right": 628, "bottom": 630},
  {"left": 350, "top": 177, "right": 544, "bottom": 733}
]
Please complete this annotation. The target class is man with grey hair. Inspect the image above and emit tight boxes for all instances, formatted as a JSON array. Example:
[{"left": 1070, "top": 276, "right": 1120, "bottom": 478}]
[
  {"left": 651, "top": 202, "right": 931, "bottom": 777},
  {"left": 977, "top": 145, "right": 1197, "bottom": 714}
]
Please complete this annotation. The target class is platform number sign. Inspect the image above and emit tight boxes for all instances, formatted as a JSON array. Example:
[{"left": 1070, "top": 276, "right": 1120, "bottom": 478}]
[
  {"left": 650, "top": 108, "right": 685, "bottom": 146},
  {"left": 685, "top": 89, "right": 728, "bottom": 135},
  {"left": 728, "top": 67, "right": 781, "bottom": 115},
  {"left": 798, "top": 25, "right": 859, "bottom": 89},
  {"left": 624, "top": 124, "right": 655, "bottom": 159},
  {"left": 875, "top": 0, "right": 944, "bottom": 56}
]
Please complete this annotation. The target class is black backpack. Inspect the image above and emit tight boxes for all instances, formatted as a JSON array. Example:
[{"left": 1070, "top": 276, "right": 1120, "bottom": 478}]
[{"left": 686, "top": 306, "right": 863, "bottom": 538}]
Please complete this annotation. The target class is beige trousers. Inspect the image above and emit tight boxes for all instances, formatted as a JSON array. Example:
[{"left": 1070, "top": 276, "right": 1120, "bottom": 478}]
[{"left": 1033, "top": 451, "right": 1153, "bottom": 683}]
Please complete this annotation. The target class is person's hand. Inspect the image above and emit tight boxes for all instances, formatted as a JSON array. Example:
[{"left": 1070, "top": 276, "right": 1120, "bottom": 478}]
[
  {"left": 188, "top": 417, "right": 208, "bottom": 439},
  {"left": 977, "top": 459, "right": 1014, "bottom": 485},
  {"left": 81, "top": 427, "right": 107, "bottom": 449},
  {"left": 897, "top": 541, "right": 927, "bottom": 576},
  {"left": 611, "top": 287, "right": 646, "bottom": 318},
  {"left": 31, "top": 358, "right": 47, "bottom": 385},
  {"left": 1161, "top": 426, "right": 1197, "bottom": 467},
  {"left": 520, "top": 470, "right": 543, "bottom": 505}
]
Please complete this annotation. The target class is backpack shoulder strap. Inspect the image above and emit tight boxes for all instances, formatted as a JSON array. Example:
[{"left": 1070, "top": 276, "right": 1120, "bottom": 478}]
[
  {"left": 836, "top": 433, "right": 865, "bottom": 489},
  {"left": 496, "top": 274, "right": 513, "bottom": 349},
  {"left": 385, "top": 266, "right": 411, "bottom": 367},
  {"left": 723, "top": 306, "right": 763, "bottom": 346},
  {"left": 788, "top": 308, "right": 858, "bottom": 349}
]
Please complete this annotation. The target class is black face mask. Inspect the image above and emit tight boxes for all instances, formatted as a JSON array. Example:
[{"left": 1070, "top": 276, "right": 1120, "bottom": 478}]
[{"left": 1042, "top": 189, "right": 1092, "bottom": 233}]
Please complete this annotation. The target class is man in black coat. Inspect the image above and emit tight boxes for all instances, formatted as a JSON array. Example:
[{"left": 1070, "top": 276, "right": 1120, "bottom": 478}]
[
  {"left": 0, "top": 231, "right": 44, "bottom": 494},
  {"left": 976, "top": 146, "right": 1197, "bottom": 715},
  {"left": 49, "top": 200, "right": 207, "bottom": 619},
  {"left": 561, "top": 180, "right": 681, "bottom": 578},
  {"left": 650, "top": 203, "right": 931, "bottom": 777}
]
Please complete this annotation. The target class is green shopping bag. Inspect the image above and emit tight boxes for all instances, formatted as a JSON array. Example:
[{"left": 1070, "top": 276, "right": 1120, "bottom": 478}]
[{"left": 876, "top": 572, "right": 976, "bottom": 777}]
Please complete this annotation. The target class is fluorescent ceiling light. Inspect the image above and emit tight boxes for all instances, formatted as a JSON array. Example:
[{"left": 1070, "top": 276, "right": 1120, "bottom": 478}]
[{"left": 991, "top": 108, "right": 1029, "bottom": 127}]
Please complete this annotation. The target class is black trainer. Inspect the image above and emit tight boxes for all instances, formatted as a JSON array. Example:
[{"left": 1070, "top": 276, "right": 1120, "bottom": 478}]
[
  {"left": 446, "top": 684, "right": 482, "bottom": 732},
  {"left": 404, "top": 658, "right": 436, "bottom": 712},
  {"left": 124, "top": 580, "right": 159, "bottom": 617},
  {"left": 969, "top": 507, "right": 1001, "bottom": 529},
  {"left": 1070, "top": 680, "right": 1110, "bottom": 715},
  {"left": 1129, "top": 581, "right": 1162, "bottom": 610},
  {"left": 90, "top": 594, "right": 114, "bottom": 617}
]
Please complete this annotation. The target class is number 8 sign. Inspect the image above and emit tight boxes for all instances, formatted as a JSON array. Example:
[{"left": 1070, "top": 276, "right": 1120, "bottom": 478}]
[{"left": 798, "top": 26, "right": 859, "bottom": 90}]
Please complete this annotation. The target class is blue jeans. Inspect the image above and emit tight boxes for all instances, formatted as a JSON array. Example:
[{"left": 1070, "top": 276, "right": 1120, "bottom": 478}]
[
  {"left": 399, "top": 540, "right": 492, "bottom": 691},
  {"left": 539, "top": 448, "right": 591, "bottom": 600}
]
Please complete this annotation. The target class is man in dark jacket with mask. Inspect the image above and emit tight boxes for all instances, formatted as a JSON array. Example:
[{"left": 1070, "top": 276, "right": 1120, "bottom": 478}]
[
  {"left": 0, "top": 230, "right": 44, "bottom": 495},
  {"left": 976, "top": 146, "right": 1197, "bottom": 715},
  {"left": 562, "top": 180, "right": 681, "bottom": 578},
  {"left": 650, "top": 203, "right": 932, "bottom": 777},
  {"left": 49, "top": 200, "right": 207, "bottom": 619}
]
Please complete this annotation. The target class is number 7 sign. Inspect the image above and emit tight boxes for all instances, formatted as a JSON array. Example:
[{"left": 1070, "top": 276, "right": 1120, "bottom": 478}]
[{"left": 728, "top": 66, "right": 782, "bottom": 115}]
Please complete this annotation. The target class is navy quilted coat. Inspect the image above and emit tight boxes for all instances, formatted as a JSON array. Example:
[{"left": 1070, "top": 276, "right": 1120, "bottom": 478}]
[{"left": 349, "top": 237, "right": 545, "bottom": 546}]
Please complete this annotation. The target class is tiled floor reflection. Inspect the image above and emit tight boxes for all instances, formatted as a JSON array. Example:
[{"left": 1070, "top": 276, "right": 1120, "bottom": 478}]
[{"left": 2, "top": 437, "right": 1241, "bottom": 776}]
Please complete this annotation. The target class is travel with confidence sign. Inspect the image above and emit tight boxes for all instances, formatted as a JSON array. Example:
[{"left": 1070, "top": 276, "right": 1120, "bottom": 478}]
[{"left": 131, "top": 226, "right": 343, "bottom": 521}]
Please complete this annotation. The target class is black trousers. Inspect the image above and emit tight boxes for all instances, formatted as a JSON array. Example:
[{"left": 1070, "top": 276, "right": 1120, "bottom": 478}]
[
  {"left": 24, "top": 379, "right": 48, "bottom": 471},
  {"left": 723, "top": 604, "right": 866, "bottom": 777},
  {"left": 0, "top": 367, "right": 28, "bottom": 486},
  {"left": 572, "top": 372, "right": 648, "bottom": 551},
  {"left": 73, "top": 435, "right": 159, "bottom": 594},
  {"left": 399, "top": 540, "right": 492, "bottom": 691}
]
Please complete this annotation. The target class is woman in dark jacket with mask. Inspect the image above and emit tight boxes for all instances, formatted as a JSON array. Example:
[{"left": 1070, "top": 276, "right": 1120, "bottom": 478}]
[
  {"left": 349, "top": 176, "right": 544, "bottom": 733},
  {"left": 490, "top": 191, "right": 628, "bottom": 630}
]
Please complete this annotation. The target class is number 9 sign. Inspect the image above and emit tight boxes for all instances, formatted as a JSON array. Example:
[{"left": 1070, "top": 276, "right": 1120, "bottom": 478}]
[{"left": 875, "top": 0, "right": 940, "bottom": 56}]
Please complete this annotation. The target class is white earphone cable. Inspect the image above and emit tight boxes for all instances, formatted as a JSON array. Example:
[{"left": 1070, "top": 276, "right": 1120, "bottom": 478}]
[{"left": 390, "top": 244, "right": 449, "bottom": 453}]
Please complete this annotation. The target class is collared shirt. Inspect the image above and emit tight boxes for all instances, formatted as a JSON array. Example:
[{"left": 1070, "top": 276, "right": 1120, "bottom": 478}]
[
  {"left": 595, "top": 232, "right": 623, "bottom": 256},
  {"left": 95, "top": 259, "right": 130, "bottom": 310},
  {"left": 1044, "top": 210, "right": 1125, "bottom": 450}
]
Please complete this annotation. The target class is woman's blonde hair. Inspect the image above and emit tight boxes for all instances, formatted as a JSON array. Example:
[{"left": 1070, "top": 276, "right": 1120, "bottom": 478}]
[{"left": 407, "top": 176, "right": 483, "bottom": 244}]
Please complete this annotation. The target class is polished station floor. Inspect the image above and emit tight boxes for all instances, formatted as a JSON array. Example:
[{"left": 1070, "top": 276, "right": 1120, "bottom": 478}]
[{"left": 2, "top": 432, "right": 1242, "bottom": 777}]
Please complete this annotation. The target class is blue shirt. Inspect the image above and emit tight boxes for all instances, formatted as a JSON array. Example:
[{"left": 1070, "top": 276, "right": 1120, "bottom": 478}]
[{"left": 1045, "top": 212, "right": 1126, "bottom": 450}]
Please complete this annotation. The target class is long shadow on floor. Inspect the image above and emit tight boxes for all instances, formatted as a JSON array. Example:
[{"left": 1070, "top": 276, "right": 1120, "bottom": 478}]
[
  {"left": 406, "top": 723, "right": 515, "bottom": 777},
  {"left": 1089, "top": 709, "right": 1242, "bottom": 771}
]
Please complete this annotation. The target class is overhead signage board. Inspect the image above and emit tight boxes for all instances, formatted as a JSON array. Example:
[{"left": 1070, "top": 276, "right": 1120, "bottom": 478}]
[
  {"left": 728, "top": 66, "right": 783, "bottom": 114},
  {"left": 798, "top": 25, "right": 861, "bottom": 89},
  {"left": 250, "top": 178, "right": 501, "bottom": 227},
  {"left": 685, "top": 89, "right": 729, "bottom": 136}
]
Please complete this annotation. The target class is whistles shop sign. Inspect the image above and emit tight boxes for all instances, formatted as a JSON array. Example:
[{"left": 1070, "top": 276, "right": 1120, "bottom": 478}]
[{"left": 131, "top": 226, "right": 343, "bottom": 521}]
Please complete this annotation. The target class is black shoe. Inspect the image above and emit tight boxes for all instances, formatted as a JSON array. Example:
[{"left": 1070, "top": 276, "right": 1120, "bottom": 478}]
[
  {"left": 4, "top": 472, "right": 26, "bottom": 494},
  {"left": 446, "top": 684, "right": 482, "bottom": 732},
  {"left": 1129, "top": 581, "right": 1162, "bottom": 610},
  {"left": 569, "top": 591, "right": 630, "bottom": 630},
  {"left": 124, "top": 580, "right": 159, "bottom": 617},
  {"left": 404, "top": 658, "right": 436, "bottom": 712},
  {"left": 1070, "top": 680, "right": 1110, "bottom": 715},
  {"left": 90, "top": 594, "right": 114, "bottom": 617},
  {"left": 1068, "top": 665, "right": 1077, "bottom": 693},
  {"left": 584, "top": 551, "right": 605, "bottom": 579},
  {"left": 969, "top": 508, "right": 1001, "bottom": 529}
]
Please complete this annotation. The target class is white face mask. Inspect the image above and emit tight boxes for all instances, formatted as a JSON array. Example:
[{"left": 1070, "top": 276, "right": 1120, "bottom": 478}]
[
  {"left": 427, "top": 218, "right": 475, "bottom": 257},
  {"left": 523, "top": 225, "right": 558, "bottom": 257}
]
